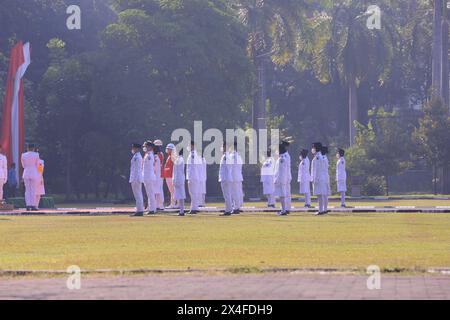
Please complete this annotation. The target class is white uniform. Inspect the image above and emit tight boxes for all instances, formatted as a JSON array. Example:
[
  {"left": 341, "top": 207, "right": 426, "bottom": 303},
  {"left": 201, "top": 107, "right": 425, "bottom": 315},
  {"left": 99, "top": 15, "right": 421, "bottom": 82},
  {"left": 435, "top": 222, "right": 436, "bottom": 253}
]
[
  {"left": 298, "top": 157, "right": 311, "bottom": 194},
  {"left": 21, "top": 151, "right": 40, "bottom": 207},
  {"left": 324, "top": 155, "right": 332, "bottom": 195},
  {"left": 187, "top": 150, "right": 202, "bottom": 211},
  {"left": 230, "top": 151, "right": 244, "bottom": 210},
  {"left": 285, "top": 152, "right": 292, "bottom": 210},
  {"left": 142, "top": 152, "right": 157, "bottom": 212},
  {"left": 336, "top": 157, "right": 347, "bottom": 192},
  {"left": 129, "top": 152, "right": 144, "bottom": 213},
  {"left": 311, "top": 152, "right": 328, "bottom": 196},
  {"left": 200, "top": 157, "right": 207, "bottom": 205},
  {"left": 219, "top": 152, "right": 233, "bottom": 213},
  {"left": 172, "top": 156, "right": 186, "bottom": 201},
  {"left": 0, "top": 154, "right": 7, "bottom": 200},
  {"left": 260, "top": 157, "right": 275, "bottom": 205},
  {"left": 274, "top": 153, "right": 290, "bottom": 197}
]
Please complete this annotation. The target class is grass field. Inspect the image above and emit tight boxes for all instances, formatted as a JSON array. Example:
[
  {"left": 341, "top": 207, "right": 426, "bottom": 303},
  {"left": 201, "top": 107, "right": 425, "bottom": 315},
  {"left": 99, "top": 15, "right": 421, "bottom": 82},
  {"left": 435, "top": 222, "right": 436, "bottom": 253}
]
[{"left": 1, "top": 211, "right": 449, "bottom": 273}]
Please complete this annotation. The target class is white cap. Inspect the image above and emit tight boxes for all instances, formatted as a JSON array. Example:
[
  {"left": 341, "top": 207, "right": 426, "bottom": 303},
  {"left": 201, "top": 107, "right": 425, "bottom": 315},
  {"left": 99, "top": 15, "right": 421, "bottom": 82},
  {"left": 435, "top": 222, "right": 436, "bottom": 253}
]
[
  {"left": 154, "top": 139, "right": 163, "bottom": 146},
  {"left": 166, "top": 143, "right": 175, "bottom": 150}
]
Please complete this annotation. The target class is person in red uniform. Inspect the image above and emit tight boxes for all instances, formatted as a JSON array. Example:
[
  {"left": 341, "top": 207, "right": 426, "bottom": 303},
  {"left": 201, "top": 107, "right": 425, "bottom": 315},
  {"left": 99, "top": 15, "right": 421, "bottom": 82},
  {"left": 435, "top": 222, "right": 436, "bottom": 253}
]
[{"left": 163, "top": 143, "right": 176, "bottom": 208}]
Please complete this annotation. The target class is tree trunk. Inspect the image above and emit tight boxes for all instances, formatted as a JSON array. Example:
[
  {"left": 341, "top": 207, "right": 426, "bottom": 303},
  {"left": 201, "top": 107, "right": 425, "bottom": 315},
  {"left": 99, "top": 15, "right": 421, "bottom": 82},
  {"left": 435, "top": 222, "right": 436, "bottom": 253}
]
[
  {"left": 349, "top": 75, "right": 358, "bottom": 146},
  {"left": 257, "top": 57, "right": 267, "bottom": 132},
  {"left": 433, "top": 165, "right": 438, "bottom": 195},
  {"left": 432, "top": 0, "right": 443, "bottom": 97},
  {"left": 441, "top": 18, "right": 449, "bottom": 110}
]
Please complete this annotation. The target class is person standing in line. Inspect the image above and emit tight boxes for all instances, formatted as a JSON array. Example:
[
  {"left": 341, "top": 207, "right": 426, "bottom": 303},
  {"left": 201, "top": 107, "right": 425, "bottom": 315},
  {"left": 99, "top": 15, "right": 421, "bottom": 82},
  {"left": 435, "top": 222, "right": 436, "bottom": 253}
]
[
  {"left": 311, "top": 142, "right": 328, "bottom": 215},
  {"left": 219, "top": 142, "right": 233, "bottom": 216},
  {"left": 129, "top": 143, "right": 144, "bottom": 216},
  {"left": 186, "top": 141, "right": 202, "bottom": 215},
  {"left": 281, "top": 141, "right": 292, "bottom": 213},
  {"left": 35, "top": 150, "right": 45, "bottom": 208},
  {"left": 142, "top": 141, "right": 157, "bottom": 215},
  {"left": 321, "top": 146, "right": 331, "bottom": 212},
  {"left": 199, "top": 152, "right": 207, "bottom": 207},
  {"left": 274, "top": 144, "right": 290, "bottom": 216},
  {"left": 163, "top": 143, "right": 176, "bottom": 209},
  {"left": 230, "top": 142, "right": 244, "bottom": 214},
  {"left": 21, "top": 143, "right": 40, "bottom": 211},
  {"left": 172, "top": 148, "right": 186, "bottom": 216},
  {"left": 153, "top": 140, "right": 165, "bottom": 210},
  {"left": 336, "top": 148, "right": 347, "bottom": 208},
  {"left": 260, "top": 150, "right": 275, "bottom": 208},
  {"left": 298, "top": 149, "right": 312, "bottom": 208},
  {"left": 7, "top": 163, "right": 18, "bottom": 199},
  {"left": 0, "top": 145, "right": 7, "bottom": 203}
]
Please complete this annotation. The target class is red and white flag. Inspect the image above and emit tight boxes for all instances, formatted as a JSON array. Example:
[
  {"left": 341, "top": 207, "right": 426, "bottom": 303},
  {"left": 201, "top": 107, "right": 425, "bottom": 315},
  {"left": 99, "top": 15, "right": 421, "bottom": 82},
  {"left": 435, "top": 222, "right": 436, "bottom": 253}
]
[{"left": 0, "top": 41, "right": 31, "bottom": 185}]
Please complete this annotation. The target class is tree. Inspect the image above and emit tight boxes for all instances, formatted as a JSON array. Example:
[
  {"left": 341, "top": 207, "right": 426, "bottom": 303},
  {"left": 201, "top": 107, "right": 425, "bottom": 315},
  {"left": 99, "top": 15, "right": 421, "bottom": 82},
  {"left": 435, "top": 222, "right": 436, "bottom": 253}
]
[
  {"left": 347, "top": 108, "right": 413, "bottom": 195},
  {"left": 413, "top": 98, "right": 450, "bottom": 194},
  {"left": 313, "top": 0, "right": 398, "bottom": 146}
]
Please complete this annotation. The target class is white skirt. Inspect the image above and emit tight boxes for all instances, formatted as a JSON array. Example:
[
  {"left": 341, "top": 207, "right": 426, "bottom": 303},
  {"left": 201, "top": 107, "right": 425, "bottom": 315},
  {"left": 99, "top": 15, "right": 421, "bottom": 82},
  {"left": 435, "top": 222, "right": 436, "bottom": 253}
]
[
  {"left": 154, "top": 178, "right": 163, "bottom": 195},
  {"left": 337, "top": 180, "right": 347, "bottom": 192},
  {"left": 173, "top": 183, "right": 186, "bottom": 200},
  {"left": 299, "top": 181, "right": 310, "bottom": 194},
  {"left": 262, "top": 181, "right": 274, "bottom": 195},
  {"left": 275, "top": 183, "right": 290, "bottom": 197},
  {"left": 313, "top": 181, "right": 328, "bottom": 196}
]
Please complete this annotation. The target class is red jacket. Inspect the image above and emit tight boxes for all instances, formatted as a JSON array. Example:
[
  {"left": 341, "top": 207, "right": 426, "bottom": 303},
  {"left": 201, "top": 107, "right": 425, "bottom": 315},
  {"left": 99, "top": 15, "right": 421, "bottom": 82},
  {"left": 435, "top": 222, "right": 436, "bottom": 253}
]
[{"left": 162, "top": 156, "right": 174, "bottom": 178}]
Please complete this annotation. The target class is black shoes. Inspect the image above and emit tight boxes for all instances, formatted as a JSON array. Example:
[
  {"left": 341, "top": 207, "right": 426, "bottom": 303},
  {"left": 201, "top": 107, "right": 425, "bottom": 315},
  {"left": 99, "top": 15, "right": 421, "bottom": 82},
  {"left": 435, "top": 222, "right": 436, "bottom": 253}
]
[
  {"left": 188, "top": 210, "right": 199, "bottom": 215},
  {"left": 131, "top": 212, "right": 144, "bottom": 217},
  {"left": 221, "top": 212, "right": 232, "bottom": 216}
]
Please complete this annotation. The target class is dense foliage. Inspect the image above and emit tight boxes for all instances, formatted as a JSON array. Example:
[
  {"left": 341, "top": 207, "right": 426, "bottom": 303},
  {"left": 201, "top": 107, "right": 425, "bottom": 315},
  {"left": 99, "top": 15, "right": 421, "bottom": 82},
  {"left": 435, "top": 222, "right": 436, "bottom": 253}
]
[{"left": 0, "top": 0, "right": 449, "bottom": 198}]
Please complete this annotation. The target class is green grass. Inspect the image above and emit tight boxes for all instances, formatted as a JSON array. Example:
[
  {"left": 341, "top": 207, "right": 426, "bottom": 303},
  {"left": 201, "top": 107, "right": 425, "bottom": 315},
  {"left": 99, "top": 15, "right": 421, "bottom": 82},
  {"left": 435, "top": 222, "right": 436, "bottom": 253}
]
[
  {"left": 0, "top": 212, "right": 449, "bottom": 273},
  {"left": 56, "top": 199, "right": 450, "bottom": 209}
]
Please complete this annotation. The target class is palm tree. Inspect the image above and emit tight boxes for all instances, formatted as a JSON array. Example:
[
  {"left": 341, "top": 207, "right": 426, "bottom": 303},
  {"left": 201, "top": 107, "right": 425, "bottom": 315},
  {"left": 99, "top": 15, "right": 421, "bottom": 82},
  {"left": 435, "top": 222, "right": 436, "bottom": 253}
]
[
  {"left": 231, "top": 0, "right": 317, "bottom": 131},
  {"left": 312, "top": 0, "right": 397, "bottom": 146}
]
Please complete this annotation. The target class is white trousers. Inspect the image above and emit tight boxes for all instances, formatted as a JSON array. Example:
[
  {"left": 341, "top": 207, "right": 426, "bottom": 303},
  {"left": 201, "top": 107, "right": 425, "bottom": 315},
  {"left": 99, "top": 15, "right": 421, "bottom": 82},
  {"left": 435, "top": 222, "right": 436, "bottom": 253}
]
[
  {"left": 0, "top": 182, "right": 4, "bottom": 200},
  {"left": 24, "top": 178, "right": 38, "bottom": 207},
  {"left": 231, "top": 181, "right": 243, "bottom": 210},
  {"left": 188, "top": 180, "right": 201, "bottom": 211},
  {"left": 265, "top": 193, "right": 275, "bottom": 205},
  {"left": 131, "top": 182, "right": 144, "bottom": 213},
  {"left": 221, "top": 181, "right": 233, "bottom": 213},
  {"left": 144, "top": 181, "right": 157, "bottom": 212},
  {"left": 286, "top": 183, "right": 292, "bottom": 211}
]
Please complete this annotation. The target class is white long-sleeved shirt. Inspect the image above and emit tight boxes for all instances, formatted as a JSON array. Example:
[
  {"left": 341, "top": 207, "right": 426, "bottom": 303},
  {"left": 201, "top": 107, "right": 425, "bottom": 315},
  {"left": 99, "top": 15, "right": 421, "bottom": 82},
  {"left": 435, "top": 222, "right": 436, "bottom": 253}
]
[
  {"left": 260, "top": 157, "right": 275, "bottom": 183},
  {"left": 230, "top": 151, "right": 243, "bottom": 182},
  {"left": 142, "top": 152, "right": 156, "bottom": 182},
  {"left": 172, "top": 156, "right": 185, "bottom": 186},
  {"left": 336, "top": 157, "right": 347, "bottom": 182},
  {"left": 297, "top": 157, "right": 311, "bottom": 184},
  {"left": 219, "top": 152, "right": 232, "bottom": 183},
  {"left": 274, "top": 153, "right": 290, "bottom": 185},
  {"left": 129, "top": 152, "right": 143, "bottom": 183},
  {"left": 187, "top": 151, "right": 202, "bottom": 182}
]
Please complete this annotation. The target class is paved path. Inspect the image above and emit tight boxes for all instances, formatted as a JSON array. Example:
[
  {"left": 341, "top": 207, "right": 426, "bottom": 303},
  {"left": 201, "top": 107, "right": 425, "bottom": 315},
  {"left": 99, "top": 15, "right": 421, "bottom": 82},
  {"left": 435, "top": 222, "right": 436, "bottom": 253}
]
[
  {"left": 1, "top": 273, "right": 449, "bottom": 300},
  {"left": 0, "top": 205, "right": 450, "bottom": 216}
]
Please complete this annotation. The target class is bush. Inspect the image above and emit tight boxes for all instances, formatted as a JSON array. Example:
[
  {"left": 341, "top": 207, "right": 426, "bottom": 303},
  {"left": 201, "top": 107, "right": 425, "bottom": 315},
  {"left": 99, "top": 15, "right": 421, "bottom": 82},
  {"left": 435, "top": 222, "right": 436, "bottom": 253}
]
[{"left": 362, "top": 176, "right": 387, "bottom": 196}]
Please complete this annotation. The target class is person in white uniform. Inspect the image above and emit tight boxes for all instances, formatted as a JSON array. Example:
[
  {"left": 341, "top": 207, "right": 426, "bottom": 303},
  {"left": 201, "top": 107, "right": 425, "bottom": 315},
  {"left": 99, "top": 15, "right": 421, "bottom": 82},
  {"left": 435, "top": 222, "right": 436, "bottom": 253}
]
[
  {"left": 172, "top": 148, "right": 186, "bottom": 216},
  {"left": 336, "top": 148, "right": 347, "bottom": 207},
  {"left": 298, "top": 149, "right": 312, "bottom": 208},
  {"left": 0, "top": 145, "right": 8, "bottom": 202},
  {"left": 321, "top": 146, "right": 332, "bottom": 212},
  {"left": 142, "top": 141, "right": 157, "bottom": 215},
  {"left": 186, "top": 141, "right": 202, "bottom": 214},
  {"left": 199, "top": 153, "right": 207, "bottom": 207},
  {"left": 230, "top": 142, "right": 244, "bottom": 214},
  {"left": 21, "top": 143, "right": 40, "bottom": 211},
  {"left": 274, "top": 144, "right": 290, "bottom": 216},
  {"left": 281, "top": 141, "right": 292, "bottom": 213},
  {"left": 311, "top": 142, "right": 328, "bottom": 215},
  {"left": 260, "top": 150, "right": 275, "bottom": 208},
  {"left": 219, "top": 142, "right": 233, "bottom": 216},
  {"left": 129, "top": 143, "right": 144, "bottom": 216}
]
